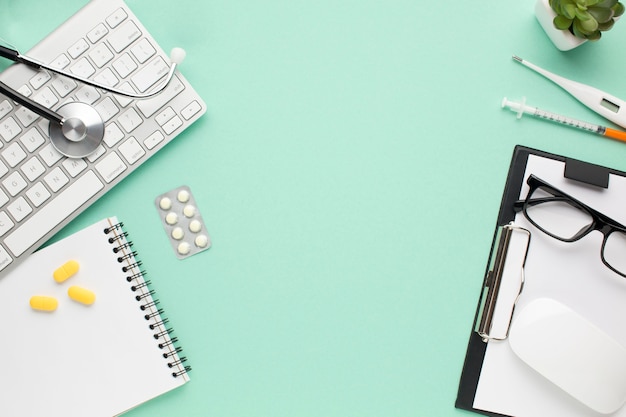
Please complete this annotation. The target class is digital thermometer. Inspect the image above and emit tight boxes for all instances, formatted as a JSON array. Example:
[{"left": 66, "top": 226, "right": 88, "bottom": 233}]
[{"left": 513, "top": 55, "right": 626, "bottom": 129}]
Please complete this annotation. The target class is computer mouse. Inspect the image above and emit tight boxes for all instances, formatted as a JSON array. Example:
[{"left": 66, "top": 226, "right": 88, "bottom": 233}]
[{"left": 509, "top": 297, "right": 626, "bottom": 415}]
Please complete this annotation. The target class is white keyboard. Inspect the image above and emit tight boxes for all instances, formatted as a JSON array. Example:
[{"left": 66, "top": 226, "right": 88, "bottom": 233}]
[{"left": 0, "top": 0, "right": 206, "bottom": 276}]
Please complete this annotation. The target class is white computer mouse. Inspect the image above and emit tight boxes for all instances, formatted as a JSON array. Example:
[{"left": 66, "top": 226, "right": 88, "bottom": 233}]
[{"left": 509, "top": 298, "right": 626, "bottom": 415}]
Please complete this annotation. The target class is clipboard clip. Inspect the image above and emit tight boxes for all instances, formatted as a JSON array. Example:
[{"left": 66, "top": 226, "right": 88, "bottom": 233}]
[{"left": 476, "top": 222, "right": 531, "bottom": 343}]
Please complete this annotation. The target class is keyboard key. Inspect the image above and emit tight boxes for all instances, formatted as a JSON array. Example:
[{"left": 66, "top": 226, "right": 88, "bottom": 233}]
[
  {"left": 136, "top": 76, "right": 184, "bottom": 118},
  {"left": 0, "top": 100, "right": 12, "bottom": 119},
  {"left": 118, "top": 137, "right": 145, "bottom": 164},
  {"left": 119, "top": 108, "right": 142, "bottom": 133},
  {"left": 44, "top": 167, "right": 69, "bottom": 192},
  {"left": 33, "top": 87, "right": 59, "bottom": 109},
  {"left": 51, "top": 77, "right": 78, "bottom": 97},
  {"left": 68, "top": 38, "right": 90, "bottom": 59},
  {"left": 144, "top": 131, "right": 164, "bottom": 150},
  {"left": 20, "top": 128, "right": 46, "bottom": 153},
  {"left": 71, "top": 57, "right": 96, "bottom": 79},
  {"left": 163, "top": 116, "right": 183, "bottom": 135},
  {"left": 30, "top": 71, "right": 51, "bottom": 90},
  {"left": 0, "top": 189, "right": 9, "bottom": 207},
  {"left": 8, "top": 197, "right": 32, "bottom": 222},
  {"left": 87, "top": 145, "right": 106, "bottom": 163},
  {"left": 108, "top": 20, "right": 141, "bottom": 53},
  {"left": 93, "top": 68, "right": 120, "bottom": 88},
  {"left": 21, "top": 157, "right": 46, "bottom": 182},
  {"left": 0, "top": 245, "right": 12, "bottom": 271},
  {"left": 0, "top": 161, "right": 8, "bottom": 178},
  {"left": 112, "top": 53, "right": 138, "bottom": 79},
  {"left": 37, "top": 119, "right": 49, "bottom": 135},
  {"left": 106, "top": 7, "right": 128, "bottom": 28},
  {"left": 95, "top": 97, "right": 120, "bottom": 122},
  {"left": 156, "top": 107, "right": 176, "bottom": 126},
  {"left": 2, "top": 143, "right": 27, "bottom": 168},
  {"left": 89, "top": 43, "right": 114, "bottom": 68},
  {"left": 113, "top": 89, "right": 133, "bottom": 108},
  {"left": 17, "top": 85, "right": 32, "bottom": 97},
  {"left": 87, "top": 23, "right": 108, "bottom": 43},
  {"left": 39, "top": 144, "right": 64, "bottom": 167},
  {"left": 0, "top": 211, "right": 14, "bottom": 236},
  {"left": 103, "top": 123, "right": 124, "bottom": 147},
  {"left": 0, "top": 118, "right": 22, "bottom": 142},
  {"left": 26, "top": 182, "right": 51, "bottom": 207},
  {"left": 51, "top": 54, "right": 71, "bottom": 70},
  {"left": 95, "top": 152, "right": 127, "bottom": 183},
  {"left": 75, "top": 85, "right": 101, "bottom": 104},
  {"left": 182, "top": 101, "right": 203, "bottom": 120},
  {"left": 131, "top": 39, "right": 156, "bottom": 64},
  {"left": 62, "top": 158, "right": 88, "bottom": 177},
  {"left": 15, "top": 107, "right": 38, "bottom": 127},
  {"left": 131, "top": 56, "right": 168, "bottom": 92},
  {"left": 3, "top": 171, "right": 28, "bottom": 196},
  {"left": 4, "top": 171, "right": 104, "bottom": 257}
]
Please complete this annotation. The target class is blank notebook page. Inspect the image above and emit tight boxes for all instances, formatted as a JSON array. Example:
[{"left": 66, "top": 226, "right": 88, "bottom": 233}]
[{"left": 0, "top": 217, "right": 189, "bottom": 417}]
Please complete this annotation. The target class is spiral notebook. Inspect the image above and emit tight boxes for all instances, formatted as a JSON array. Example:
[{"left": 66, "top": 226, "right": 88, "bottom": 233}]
[{"left": 0, "top": 217, "right": 190, "bottom": 417}]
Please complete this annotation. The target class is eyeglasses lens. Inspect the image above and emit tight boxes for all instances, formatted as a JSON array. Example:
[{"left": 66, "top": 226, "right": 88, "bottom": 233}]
[
  {"left": 525, "top": 186, "right": 593, "bottom": 240},
  {"left": 603, "top": 231, "right": 626, "bottom": 275}
]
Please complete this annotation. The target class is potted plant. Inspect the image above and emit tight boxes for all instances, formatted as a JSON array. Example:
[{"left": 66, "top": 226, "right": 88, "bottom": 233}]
[{"left": 535, "top": 0, "right": 625, "bottom": 51}]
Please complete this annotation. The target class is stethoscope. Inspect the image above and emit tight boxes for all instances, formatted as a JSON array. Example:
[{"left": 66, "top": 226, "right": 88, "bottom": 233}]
[{"left": 0, "top": 42, "right": 185, "bottom": 158}]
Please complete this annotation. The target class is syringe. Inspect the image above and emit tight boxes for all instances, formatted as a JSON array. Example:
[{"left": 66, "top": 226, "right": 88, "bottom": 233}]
[{"left": 501, "top": 97, "right": 626, "bottom": 143}]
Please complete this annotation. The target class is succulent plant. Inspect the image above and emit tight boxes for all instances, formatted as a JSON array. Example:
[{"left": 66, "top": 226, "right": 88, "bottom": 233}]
[{"left": 550, "top": 0, "right": 625, "bottom": 40}]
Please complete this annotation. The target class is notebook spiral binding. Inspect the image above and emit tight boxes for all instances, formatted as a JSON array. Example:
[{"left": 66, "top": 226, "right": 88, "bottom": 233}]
[{"left": 104, "top": 221, "right": 192, "bottom": 378}]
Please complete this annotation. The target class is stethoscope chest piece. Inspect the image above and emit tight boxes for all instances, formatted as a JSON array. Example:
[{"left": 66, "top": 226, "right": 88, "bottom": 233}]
[{"left": 49, "top": 102, "right": 104, "bottom": 158}]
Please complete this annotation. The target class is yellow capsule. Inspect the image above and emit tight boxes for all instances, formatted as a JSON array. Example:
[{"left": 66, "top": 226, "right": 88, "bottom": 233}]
[
  {"left": 30, "top": 295, "right": 58, "bottom": 312},
  {"left": 67, "top": 286, "right": 96, "bottom": 305},
  {"left": 53, "top": 260, "right": 80, "bottom": 283}
]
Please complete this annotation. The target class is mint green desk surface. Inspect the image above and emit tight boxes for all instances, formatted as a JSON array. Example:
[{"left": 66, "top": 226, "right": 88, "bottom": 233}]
[{"left": 4, "top": 0, "right": 626, "bottom": 416}]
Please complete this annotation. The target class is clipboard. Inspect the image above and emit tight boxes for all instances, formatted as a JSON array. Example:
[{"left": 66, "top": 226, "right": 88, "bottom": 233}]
[{"left": 456, "top": 145, "right": 626, "bottom": 417}]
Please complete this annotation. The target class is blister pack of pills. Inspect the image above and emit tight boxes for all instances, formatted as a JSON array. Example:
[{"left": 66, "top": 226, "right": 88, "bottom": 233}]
[{"left": 154, "top": 186, "right": 211, "bottom": 259}]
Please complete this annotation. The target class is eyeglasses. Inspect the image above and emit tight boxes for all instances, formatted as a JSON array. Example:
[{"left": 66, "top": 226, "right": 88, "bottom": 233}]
[{"left": 515, "top": 175, "right": 626, "bottom": 278}]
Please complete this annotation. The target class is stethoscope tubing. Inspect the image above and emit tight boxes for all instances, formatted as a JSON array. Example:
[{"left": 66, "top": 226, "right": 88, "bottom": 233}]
[
  {"left": 0, "top": 45, "right": 178, "bottom": 100},
  {"left": 0, "top": 80, "right": 64, "bottom": 125}
]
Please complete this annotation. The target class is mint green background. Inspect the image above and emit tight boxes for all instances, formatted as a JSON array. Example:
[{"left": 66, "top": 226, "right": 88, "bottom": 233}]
[{"left": 4, "top": 1, "right": 626, "bottom": 416}]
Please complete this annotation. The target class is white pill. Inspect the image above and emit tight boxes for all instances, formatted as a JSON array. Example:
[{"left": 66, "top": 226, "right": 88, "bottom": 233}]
[
  {"left": 177, "top": 189, "right": 190, "bottom": 203},
  {"left": 177, "top": 241, "right": 191, "bottom": 255},
  {"left": 171, "top": 227, "right": 184, "bottom": 240},
  {"left": 159, "top": 197, "right": 172, "bottom": 210},
  {"left": 183, "top": 204, "right": 196, "bottom": 218},
  {"left": 195, "top": 234, "right": 209, "bottom": 248},
  {"left": 189, "top": 219, "right": 202, "bottom": 233},
  {"left": 165, "top": 212, "right": 178, "bottom": 225}
]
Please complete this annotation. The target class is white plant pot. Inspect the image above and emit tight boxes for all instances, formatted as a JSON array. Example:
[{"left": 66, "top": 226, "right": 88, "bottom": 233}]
[{"left": 535, "top": 0, "right": 587, "bottom": 51}]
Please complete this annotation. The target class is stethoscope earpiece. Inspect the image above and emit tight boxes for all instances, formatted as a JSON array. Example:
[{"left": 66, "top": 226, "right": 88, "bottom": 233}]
[{"left": 49, "top": 102, "right": 104, "bottom": 158}]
